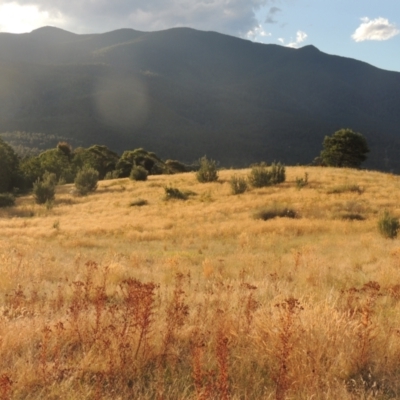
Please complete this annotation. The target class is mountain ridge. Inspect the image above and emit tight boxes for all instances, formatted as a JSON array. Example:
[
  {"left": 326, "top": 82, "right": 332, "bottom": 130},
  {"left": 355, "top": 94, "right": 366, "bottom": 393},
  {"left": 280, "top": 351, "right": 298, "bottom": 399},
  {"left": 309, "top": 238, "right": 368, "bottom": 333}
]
[{"left": 0, "top": 26, "right": 399, "bottom": 170}]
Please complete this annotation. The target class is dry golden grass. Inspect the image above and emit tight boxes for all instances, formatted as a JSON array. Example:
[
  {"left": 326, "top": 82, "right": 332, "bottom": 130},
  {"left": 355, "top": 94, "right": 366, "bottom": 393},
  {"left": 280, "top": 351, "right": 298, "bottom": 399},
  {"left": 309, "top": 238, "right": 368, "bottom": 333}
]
[{"left": 1, "top": 166, "right": 400, "bottom": 398}]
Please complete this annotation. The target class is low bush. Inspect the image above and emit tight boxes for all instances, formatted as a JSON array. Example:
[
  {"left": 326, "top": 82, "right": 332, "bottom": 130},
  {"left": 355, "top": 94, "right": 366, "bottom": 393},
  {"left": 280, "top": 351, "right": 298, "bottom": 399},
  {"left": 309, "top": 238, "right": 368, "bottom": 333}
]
[
  {"left": 295, "top": 172, "right": 308, "bottom": 190},
  {"left": 254, "top": 205, "right": 297, "bottom": 221},
  {"left": 130, "top": 166, "right": 148, "bottom": 181},
  {"left": 327, "top": 184, "right": 364, "bottom": 195},
  {"left": 0, "top": 193, "right": 15, "bottom": 207},
  {"left": 164, "top": 187, "right": 188, "bottom": 200},
  {"left": 248, "top": 162, "right": 285, "bottom": 188},
  {"left": 33, "top": 172, "right": 57, "bottom": 204},
  {"left": 104, "top": 170, "right": 120, "bottom": 180},
  {"left": 378, "top": 211, "right": 399, "bottom": 239},
  {"left": 196, "top": 156, "right": 218, "bottom": 183},
  {"left": 165, "top": 159, "right": 188, "bottom": 173},
  {"left": 230, "top": 175, "right": 248, "bottom": 195},
  {"left": 129, "top": 198, "right": 148, "bottom": 207},
  {"left": 75, "top": 167, "right": 99, "bottom": 195},
  {"left": 338, "top": 212, "right": 365, "bottom": 221}
]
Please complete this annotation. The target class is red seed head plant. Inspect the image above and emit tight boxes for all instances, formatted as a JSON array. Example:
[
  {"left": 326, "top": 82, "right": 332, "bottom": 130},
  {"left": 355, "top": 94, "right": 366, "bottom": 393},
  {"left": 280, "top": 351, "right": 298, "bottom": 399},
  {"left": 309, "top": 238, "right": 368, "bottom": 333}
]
[
  {"left": 0, "top": 374, "right": 13, "bottom": 400},
  {"left": 341, "top": 281, "right": 381, "bottom": 370},
  {"left": 274, "top": 297, "right": 303, "bottom": 400},
  {"left": 119, "top": 278, "right": 158, "bottom": 363},
  {"left": 162, "top": 273, "right": 190, "bottom": 365},
  {"left": 191, "top": 330, "right": 206, "bottom": 400},
  {"left": 240, "top": 282, "right": 259, "bottom": 332},
  {"left": 40, "top": 325, "right": 52, "bottom": 385},
  {"left": 337, "top": 280, "right": 388, "bottom": 396},
  {"left": 216, "top": 328, "right": 230, "bottom": 400}
]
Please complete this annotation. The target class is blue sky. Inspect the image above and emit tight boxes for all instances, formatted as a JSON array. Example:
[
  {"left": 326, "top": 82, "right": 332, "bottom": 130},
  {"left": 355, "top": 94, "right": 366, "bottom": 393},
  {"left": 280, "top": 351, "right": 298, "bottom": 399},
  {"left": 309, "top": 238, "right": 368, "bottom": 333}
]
[
  {"left": 0, "top": 0, "right": 399, "bottom": 72},
  {"left": 252, "top": 0, "right": 400, "bottom": 72}
]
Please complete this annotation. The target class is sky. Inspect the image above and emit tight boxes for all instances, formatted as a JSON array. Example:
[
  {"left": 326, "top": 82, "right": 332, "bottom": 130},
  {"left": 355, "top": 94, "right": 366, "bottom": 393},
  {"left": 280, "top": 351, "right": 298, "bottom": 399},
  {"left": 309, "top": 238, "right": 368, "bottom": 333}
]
[{"left": 0, "top": 0, "right": 399, "bottom": 72}]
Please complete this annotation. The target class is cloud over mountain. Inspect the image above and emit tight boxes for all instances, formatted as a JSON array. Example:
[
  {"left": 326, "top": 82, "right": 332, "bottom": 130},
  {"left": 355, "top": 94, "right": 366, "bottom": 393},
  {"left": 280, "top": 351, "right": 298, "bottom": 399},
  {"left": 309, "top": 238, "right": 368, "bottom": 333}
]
[
  {"left": 0, "top": 0, "right": 274, "bottom": 37},
  {"left": 352, "top": 17, "right": 400, "bottom": 42}
]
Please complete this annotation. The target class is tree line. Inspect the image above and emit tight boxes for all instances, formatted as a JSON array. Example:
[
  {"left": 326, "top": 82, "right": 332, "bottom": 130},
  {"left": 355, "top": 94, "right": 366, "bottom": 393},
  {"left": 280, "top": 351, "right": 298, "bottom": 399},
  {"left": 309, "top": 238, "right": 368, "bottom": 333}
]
[
  {"left": 0, "top": 140, "right": 195, "bottom": 195},
  {"left": 0, "top": 128, "right": 370, "bottom": 197}
]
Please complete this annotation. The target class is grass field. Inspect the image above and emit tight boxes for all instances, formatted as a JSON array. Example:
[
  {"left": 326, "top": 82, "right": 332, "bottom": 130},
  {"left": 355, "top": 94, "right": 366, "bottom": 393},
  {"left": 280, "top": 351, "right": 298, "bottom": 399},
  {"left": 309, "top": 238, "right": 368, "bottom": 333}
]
[{"left": 1, "top": 166, "right": 400, "bottom": 399}]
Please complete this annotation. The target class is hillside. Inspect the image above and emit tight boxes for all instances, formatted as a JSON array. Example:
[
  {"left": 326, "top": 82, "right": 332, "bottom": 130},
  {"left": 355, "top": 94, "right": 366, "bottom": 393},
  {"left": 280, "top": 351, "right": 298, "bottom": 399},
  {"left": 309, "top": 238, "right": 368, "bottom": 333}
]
[
  {"left": 0, "top": 27, "right": 399, "bottom": 170},
  {"left": 1, "top": 167, "right": 400, "bottom": 397}
]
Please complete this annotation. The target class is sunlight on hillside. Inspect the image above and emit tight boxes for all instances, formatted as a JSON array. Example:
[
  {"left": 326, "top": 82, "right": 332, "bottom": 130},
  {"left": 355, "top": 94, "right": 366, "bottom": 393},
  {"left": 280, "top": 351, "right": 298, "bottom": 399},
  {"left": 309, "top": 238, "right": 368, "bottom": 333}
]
[{"left": 1, "top": 167, "right": 400, "bottom": 398}]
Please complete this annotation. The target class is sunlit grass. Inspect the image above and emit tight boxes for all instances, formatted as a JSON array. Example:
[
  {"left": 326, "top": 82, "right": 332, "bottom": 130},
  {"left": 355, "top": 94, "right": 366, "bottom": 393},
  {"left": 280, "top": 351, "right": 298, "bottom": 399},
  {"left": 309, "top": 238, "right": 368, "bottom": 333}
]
[{"left": 1, "top": 166, "right": 400, "bottom": 398}]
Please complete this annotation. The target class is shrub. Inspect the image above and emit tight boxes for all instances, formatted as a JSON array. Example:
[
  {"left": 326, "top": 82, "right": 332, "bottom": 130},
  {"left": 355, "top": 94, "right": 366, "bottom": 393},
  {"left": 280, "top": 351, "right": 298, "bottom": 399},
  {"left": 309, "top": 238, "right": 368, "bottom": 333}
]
[
  {"left": 339, "top": 213, "right": 365, "bottom": 221},
  {"left": 230, "top": 175, "right": 248, "bottom": 195},
  {"left": 129, "top": 198, "right": 148, "bottom": 207},
  {"left": 0, "top": 193, "right": 15, "bottom": 207},
  {"left": 165, "top": 159, "right": 188, "bottom": 173},
  {"left": 196, "top": 156, "right": 218, "bottom": 183},
  {"left": 104, "top": 170, "right": 120, "bottom": 180},
  {"left": 74, "top": 167, "right": 99, "bottom": 195},
  {"left": 248, "top": 162, "right": 286, "bottom": 188},
  {"left": 33, "top": 172, "right": 56, "bottom": 204},
  {"left": 130, "top": 166, "right": 148, "bottom": 181},
  {"left": 164, "top": 187, "right": 188, "bottom": 200},
  {"left": 378, "top": 211, "right": 399, "bottom": 239},
  {"left": 253, "top": 205, "right": 297, "bottom": 221},
  {"left": 327, "top": 184, "right": 364, "bottom": 195},
  {"left": 295, "top": 172, "right": 308, "bottom": 190}
]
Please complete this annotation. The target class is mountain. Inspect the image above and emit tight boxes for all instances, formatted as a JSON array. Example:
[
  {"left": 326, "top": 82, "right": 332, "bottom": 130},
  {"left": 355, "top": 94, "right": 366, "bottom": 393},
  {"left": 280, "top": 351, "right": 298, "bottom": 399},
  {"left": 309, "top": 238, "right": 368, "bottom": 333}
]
[{"left": 0, "top": 26, "right": 399, "bottom": 170}]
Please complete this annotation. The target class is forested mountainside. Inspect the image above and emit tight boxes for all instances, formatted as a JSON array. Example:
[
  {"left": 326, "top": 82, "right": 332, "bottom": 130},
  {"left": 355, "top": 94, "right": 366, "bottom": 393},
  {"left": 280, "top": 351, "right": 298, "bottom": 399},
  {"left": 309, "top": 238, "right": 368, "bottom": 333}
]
[{"left": 0, "top": 26, "right": 399, "bottom": 170}]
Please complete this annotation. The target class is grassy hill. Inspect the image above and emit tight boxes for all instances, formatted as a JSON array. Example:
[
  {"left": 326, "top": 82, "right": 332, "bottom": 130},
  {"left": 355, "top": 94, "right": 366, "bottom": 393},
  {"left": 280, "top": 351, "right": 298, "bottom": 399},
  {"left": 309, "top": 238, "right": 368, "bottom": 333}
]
[
  {"left": 0, "top": 27, "right": 399, "bottom": 171},
  {"left": 1, "top": 167, "right": 400, "bottom": 397}
]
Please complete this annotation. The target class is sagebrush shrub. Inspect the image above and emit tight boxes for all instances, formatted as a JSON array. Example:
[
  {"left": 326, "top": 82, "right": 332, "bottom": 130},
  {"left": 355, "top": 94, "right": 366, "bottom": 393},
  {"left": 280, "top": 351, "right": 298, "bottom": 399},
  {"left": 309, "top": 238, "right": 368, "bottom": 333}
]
[
  {"left": 0, "top": 193, "right": 15, "bottom": 207},
  {"left": 164, "top": 187, "right": 187, "bottom": 200},
  {"left": 129, "top": 198, "right": 148, "bottom": 207},
  {"left": 33, "top": 172, "right": 57, "bottom": 204},
  {"left": 248, "top": 162, "right": 286, "bottom": 188},
  {"left": 130, "top": 166, "right": 148, "bottom": 181},
  {"left": 378, "top": 211, "right": 399, "bottom": 239},
  {"left": 295, "top": 172, "right": 308, "bottom": 190},
  {"left": 74, "top": 167, "right": 99, "bottom": 195},
  {"left": 254, "top": 205, "right": 297, "bottom": 220},
  {"left": 104, "top": 170, "right": 120, "bottom": 180},
  {"left": 230, "top": 175, "right": 248, "bottom": 195},
  {"left": 196, "top": 156, "right": 218, "bottom": 183},
  {"left": 327, "top": 184, "right": 364, "bottom": 195}
]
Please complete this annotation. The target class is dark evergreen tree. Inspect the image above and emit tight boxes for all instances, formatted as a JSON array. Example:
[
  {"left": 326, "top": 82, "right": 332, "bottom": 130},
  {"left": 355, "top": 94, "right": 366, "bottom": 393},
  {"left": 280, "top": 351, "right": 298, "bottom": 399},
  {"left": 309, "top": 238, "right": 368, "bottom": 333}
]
[
  {"left": 0, "top": 138, "right": 20, "bottom": 192},
  {"left": 320, "top": 129, "right": 369, "bottom": 168}
]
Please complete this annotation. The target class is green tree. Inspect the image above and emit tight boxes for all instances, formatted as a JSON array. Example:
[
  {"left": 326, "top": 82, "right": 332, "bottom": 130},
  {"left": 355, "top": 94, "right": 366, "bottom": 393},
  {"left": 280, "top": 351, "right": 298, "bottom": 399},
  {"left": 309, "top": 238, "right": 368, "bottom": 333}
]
[
  {"left": 196, "top": 156, "right": 219, "bottom": 183},
  {"left": 0, "top": 138, "right": 20, "bottom": 193},
  {"left": 72, "top": 145, "right": 119, "bottom": 179},
  {"left": 319, "top": 129, "right": 369, "bottom": 168},
  {"left": 116, "top": 148, "right": 166, "bottom": 177},
  {"left": 20, "top": 148, "right": 74, "bottom": 186},
  {"left": 130, "top": 166, "right": 148, "bottom": 181},
  {"left": 74, "top": 167, "right": 99, "bottom": 195},
  {"left": 33, "top": 172, "right": 57, "bottom": 204}
]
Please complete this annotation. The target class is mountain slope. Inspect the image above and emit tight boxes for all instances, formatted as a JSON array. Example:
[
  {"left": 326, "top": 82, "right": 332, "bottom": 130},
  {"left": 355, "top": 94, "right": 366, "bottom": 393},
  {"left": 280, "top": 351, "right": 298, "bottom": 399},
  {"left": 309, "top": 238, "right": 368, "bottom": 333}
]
[{"left": 0, "top": 26, "right": 399, "bottom": 170}]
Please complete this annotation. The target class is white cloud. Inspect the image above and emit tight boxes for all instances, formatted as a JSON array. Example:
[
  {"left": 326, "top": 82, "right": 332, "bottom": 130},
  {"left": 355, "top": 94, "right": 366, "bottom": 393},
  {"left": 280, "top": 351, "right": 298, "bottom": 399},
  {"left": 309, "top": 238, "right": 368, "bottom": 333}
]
[
  {"left": 0, "top": 0, "right": 275, "bottom": 38},
  {"left": 246, "top": 24, "right": 271, "bottom": 41},
  {"left": 0, "top": 3, "right": 59, "bottom": 33},
  {"left": 352, "top": 17, "right": 400, "bottom": 42},
  {"left": 279, "top": 30, "right": 307, "bottom": 48}
]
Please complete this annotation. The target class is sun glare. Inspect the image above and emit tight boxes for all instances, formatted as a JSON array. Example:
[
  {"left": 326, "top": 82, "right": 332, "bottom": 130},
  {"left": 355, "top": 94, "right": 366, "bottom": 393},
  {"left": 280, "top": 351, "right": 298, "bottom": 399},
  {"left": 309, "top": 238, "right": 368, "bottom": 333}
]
[{"left": 0, "top": 3, "right": 50, "bottom": 33}]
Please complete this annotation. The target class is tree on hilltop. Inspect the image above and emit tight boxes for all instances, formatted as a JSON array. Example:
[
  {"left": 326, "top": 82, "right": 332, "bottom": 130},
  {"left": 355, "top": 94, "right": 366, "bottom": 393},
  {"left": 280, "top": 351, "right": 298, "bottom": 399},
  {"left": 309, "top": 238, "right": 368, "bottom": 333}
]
[{"left": 319, "top": 128, "right": 369, "bottom": 168}]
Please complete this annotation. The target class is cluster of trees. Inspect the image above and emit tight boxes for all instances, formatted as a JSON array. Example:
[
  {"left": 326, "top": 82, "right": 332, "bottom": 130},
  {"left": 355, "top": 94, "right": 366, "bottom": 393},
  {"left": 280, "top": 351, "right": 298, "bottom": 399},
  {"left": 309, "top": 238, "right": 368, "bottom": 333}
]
[
  {"left": 0, "top": 139, "right": 193, "bottom": 197},
  {"left": 0, "top": 128, "right": 370, "bottom": 200}
]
